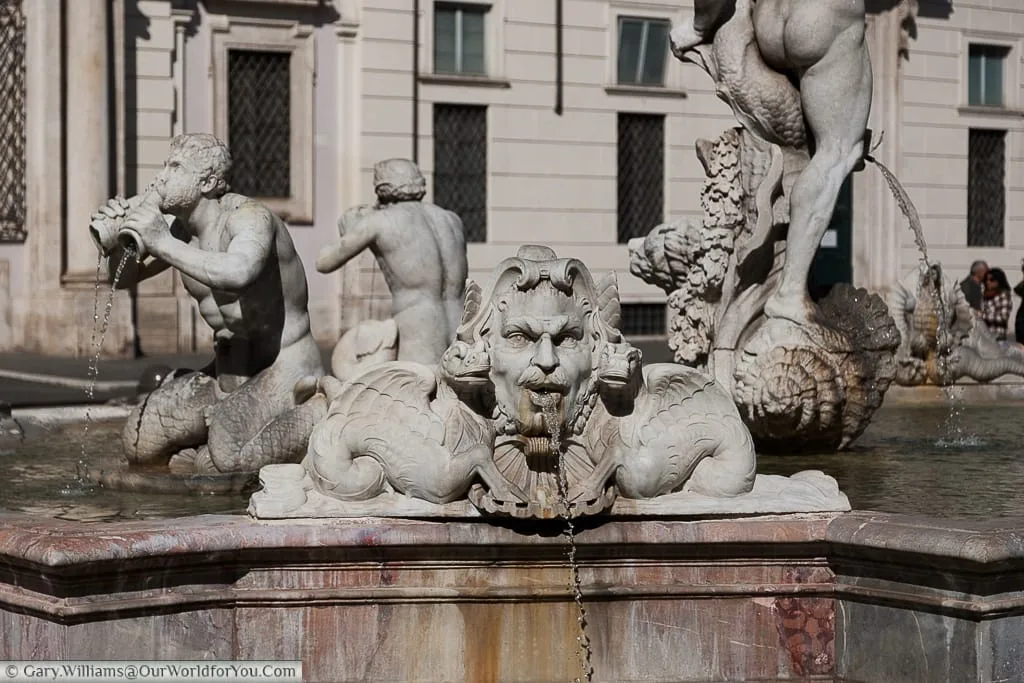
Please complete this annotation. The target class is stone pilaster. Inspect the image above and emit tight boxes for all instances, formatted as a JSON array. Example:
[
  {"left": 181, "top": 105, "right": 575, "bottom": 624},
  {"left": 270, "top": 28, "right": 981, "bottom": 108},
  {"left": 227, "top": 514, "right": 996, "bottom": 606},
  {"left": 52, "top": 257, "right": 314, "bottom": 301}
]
[{"left": 853, "top": 0, "right": 917, "bottom": 294}]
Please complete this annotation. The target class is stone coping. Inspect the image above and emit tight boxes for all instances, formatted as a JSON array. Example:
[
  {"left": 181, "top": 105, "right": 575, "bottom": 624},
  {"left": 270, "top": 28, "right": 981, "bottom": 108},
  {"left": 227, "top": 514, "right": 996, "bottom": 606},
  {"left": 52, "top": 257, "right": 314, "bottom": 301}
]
[
  {"left": 1, "top": 510, "right": 1023, "bottom": 621},
  {"left": 0, "top": 510, "right": 1020, "bottom": 570},
  {"left": 828, "top": 511, "right": 1024, "bottom": 567},
  {"left": 0, "top": 511, "right": 837, "bottom": 569}
]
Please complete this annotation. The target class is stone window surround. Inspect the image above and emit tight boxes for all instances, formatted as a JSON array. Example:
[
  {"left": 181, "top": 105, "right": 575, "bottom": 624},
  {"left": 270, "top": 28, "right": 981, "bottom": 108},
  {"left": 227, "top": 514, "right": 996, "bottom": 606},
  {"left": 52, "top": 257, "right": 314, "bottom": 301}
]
[
  {"left": 605, "top": 2, "right": 686, "bottom": 98},
  {"left": 419, "top": 0, "right": 506, "bottom": 86},
  {"left": 959, "top": 32, "right": 1021, "bottom": 115},
  {"left": 209, "top": 14, "right": 315, "bottom": 224}
]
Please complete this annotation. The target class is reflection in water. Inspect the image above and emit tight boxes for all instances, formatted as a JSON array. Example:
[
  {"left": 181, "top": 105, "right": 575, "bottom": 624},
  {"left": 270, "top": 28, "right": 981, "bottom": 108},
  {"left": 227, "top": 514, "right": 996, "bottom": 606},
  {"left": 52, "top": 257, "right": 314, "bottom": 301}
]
[
  {"left": 0, "top": 421, "right": 246, "bottom": 522},
  {"left": 2, "top": 406, "right": 1023, "bottom": 521},
  {"left": 759, "top": 405, "right": 1024, "bottom": 520}
]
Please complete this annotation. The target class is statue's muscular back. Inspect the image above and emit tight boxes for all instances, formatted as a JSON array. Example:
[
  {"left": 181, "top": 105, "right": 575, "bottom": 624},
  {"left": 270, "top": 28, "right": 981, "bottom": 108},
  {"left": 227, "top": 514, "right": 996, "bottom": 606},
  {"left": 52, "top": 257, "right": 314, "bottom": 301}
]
[{"left": 366, "top": 201, "right": 468, "bottom": 364}]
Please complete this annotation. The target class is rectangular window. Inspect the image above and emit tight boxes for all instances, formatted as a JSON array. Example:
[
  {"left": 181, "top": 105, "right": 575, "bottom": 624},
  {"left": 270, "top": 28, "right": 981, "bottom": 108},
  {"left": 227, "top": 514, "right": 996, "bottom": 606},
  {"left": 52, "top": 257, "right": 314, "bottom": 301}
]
[
  {"left": 968, "top": 44, "right": 1009, "bottom": 107},
  {"left": 434, "top": 3, "right": 487, "bottom": 75},
  {"left": 617, "top": 17, "right": 670, "bottom": 86},
  {"left": 617, "top": 113, "right": 664, "bottom": 243},
  {"left": 620, "top": 303, "right": 667, "bottom": 337},
  {"left": 967, "top": 128, "right": 1006, "bottom": 247},
  {"left": 434, "top": 104, "right": 487, "bottom": 242},
  {"left": 0, "top": 0, "right": 26, "bottom": 242},
  {"left": 227, "top": 49, "right": 292, "bottom": 199}
]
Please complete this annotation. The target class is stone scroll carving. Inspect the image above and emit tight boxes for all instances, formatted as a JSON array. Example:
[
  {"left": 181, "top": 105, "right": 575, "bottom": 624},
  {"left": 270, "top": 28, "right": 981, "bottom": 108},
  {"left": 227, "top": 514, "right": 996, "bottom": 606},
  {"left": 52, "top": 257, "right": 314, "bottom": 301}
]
[
  {"left": 249, "top": 246, "right": 849, "bottom": 520},
  {"left": 630, "top": 128, "right": 899, "bottom": 454},
  {"left": 888, "top": 262, "right": 1024, "bottom": 386}
]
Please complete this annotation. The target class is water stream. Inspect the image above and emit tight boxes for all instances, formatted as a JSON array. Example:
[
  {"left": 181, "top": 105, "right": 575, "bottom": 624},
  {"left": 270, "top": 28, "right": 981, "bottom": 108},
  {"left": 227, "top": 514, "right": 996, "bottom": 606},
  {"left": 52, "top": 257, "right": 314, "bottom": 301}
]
[
  {"left": 77, "top": 247, "right": 139, "bottom": 483},
  {"left": 537, "top": 396, "right": 594, "bottom": 683},
  {"left": 867, "top": 156, "right": 968, "bottom": 440}
]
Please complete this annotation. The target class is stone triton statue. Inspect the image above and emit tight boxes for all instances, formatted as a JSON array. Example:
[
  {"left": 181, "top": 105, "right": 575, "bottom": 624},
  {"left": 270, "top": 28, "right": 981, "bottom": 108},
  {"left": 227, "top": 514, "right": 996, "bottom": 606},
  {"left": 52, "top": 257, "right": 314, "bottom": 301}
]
[
  {"left": 249, "top": 246, "right": 850, "bottom": 520},
  {"left": 316, "top": 158, "right": 468, "bottom": 378},
  {"left": 888, "top": 262, "right": 1024, "bottom": 386},
  {"left": 670, "top": 0, "right": 872, "bottom": 325},
  {"left": 88, "top": 133, "right": 324, "bottom": 476}
]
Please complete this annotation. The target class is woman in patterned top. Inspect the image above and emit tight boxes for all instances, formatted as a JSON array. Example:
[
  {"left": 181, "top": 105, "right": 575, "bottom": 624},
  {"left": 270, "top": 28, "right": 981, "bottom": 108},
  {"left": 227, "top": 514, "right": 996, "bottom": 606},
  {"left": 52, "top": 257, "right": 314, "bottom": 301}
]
[{"left": 982, "top": 267, "right": 1013, "bottom": 342}]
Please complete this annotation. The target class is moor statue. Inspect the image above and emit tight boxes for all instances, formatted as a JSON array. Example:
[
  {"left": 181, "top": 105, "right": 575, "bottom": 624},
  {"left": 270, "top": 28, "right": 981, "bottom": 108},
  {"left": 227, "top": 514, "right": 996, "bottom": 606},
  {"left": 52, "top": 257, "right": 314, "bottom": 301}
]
[
  {"left": 317, "top": 159, "right": 468, "bottom": 377},
  {"left": 88, "top": 133, "right": 325, "bottom": 477},
  {"left": 670, "top": 0, "right": 872, "bottom": 325},
  {"left": 250, "top": 246, "right": 851, "bottom": 521}
]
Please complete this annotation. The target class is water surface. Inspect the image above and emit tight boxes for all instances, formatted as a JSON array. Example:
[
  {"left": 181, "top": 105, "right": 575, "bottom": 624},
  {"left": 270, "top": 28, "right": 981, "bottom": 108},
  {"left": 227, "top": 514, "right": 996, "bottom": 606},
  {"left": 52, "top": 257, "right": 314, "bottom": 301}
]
[{"left": 1, "top": 405, "right": 1022, "bottom": 522}]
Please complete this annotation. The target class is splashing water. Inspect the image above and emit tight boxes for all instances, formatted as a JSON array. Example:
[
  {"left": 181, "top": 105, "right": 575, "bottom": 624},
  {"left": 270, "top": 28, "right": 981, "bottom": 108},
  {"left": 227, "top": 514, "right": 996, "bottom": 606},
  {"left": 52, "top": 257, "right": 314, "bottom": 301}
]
[
  {"left": 78, "top": 247, "right": 139, "bottom": 483},
  {"left": 867, "top": 156, "right": 970, "bottom": 441},
  {"left": 535, "top": 393, "right": 593, "bottom": 683}
]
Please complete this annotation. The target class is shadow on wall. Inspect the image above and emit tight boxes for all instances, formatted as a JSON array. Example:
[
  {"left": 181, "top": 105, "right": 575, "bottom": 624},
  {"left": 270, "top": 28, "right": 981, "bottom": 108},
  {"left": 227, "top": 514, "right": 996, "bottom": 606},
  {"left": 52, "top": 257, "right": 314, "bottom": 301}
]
[{"left": 916, "top": 0, "right": 953, "bottom": 20}]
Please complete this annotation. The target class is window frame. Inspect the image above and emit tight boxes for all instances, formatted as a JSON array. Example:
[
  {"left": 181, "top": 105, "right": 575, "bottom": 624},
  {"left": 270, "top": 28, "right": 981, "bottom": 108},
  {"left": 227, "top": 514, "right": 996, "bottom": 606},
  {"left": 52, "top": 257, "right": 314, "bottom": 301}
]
[
  {"left": 966, "top": 127, "right": 1007, "bottom": 248},
  {"left": 432, "top": 102, "right": 489, "bottom": 243},
  {"left": 616, "top": 111, "right": 666, "bottom": 244},
  {"left": 961, "top": 34, "right": 1019, "bottom": 111},
  {"left": 210, "top": 17, "right": 315, "bottom": 224},
  {"left": 615, "top": 16, "right": 672, "bottom": 87},
  {"left": 607, "top": 4, "right": 681, "bottom": 91},
  {"left": 967, "top": 44, "right": 1009, "bottom": 108},
  {"left": 427, "top": 1, "right": 500, "bottom": 79}
]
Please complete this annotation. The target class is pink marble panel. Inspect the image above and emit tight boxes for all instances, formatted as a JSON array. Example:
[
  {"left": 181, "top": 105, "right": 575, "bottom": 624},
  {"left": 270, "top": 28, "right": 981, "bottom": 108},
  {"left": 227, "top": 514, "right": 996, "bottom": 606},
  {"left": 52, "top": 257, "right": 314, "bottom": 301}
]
[{"left": 65, "top": 609, "right": 234, "bottom": 660}]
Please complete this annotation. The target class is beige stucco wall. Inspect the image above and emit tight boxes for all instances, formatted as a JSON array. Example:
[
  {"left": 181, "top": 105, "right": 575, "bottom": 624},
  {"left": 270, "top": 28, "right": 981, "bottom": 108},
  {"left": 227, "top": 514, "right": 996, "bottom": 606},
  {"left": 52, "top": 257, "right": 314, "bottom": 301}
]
[
  {"left": 898, "top": 2, "right": 1024, "bottom": 288},
  {"left": 6, "top": 0, "right": 1024, "bottom": 355}
]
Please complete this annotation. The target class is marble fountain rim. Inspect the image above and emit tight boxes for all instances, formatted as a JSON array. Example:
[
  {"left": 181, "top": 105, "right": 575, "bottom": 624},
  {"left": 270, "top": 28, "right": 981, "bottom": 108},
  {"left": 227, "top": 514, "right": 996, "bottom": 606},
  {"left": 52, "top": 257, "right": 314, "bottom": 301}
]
[{"left": 0, "top": 509, "right": 1021, "bottom": 622}]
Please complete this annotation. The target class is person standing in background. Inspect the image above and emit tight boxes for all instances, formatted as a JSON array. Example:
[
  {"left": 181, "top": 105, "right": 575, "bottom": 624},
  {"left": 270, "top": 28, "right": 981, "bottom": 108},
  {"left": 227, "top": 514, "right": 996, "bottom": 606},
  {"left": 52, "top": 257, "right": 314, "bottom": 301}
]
[
  {"left": 1013, "top": 260, "right": 1024, "bottom": 344},
  {"left": 961, "top": 260, "right": 988, "bottom": 313},
  {"left": 982, "top": 267, "right": 1013, "bottom": 343}
]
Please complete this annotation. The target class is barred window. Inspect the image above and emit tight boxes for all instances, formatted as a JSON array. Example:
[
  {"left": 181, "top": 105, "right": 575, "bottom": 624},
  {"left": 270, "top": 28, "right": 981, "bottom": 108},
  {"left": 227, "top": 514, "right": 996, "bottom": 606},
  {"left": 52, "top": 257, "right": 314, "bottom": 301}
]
[
  {"left": 617, "top": 113, "right": 664, "bottom": 243},
  {"left": 967, "top": 128, "right": 1006, "bottom": 247},
  {"left": 434, "top": 104, "right": 487, "bottom": 242},
  {"left": 434, "top": 3, "right": 487, "bottom": 75},
  {"left": 0, "top": 0, "right": 26, "bottom": 242},
  {"left": 617, "top": 17, "right": 670, "bottom": 86},
  {"left": 227, "top": 49, "right": 291, "bottom": 199},
  {"left": 620, "top": 303, "right": 667, "bottom": 337},
  {"left": 968, "top": 44, "right": 1009, "bottom": 107}
]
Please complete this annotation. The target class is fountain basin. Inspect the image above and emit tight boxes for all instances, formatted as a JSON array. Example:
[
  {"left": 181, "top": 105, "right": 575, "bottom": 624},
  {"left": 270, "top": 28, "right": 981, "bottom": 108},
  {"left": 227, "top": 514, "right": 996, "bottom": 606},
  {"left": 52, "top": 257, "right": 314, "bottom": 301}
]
[{"left": 0, "top": 510, "right": 1022, "bottom": 682}]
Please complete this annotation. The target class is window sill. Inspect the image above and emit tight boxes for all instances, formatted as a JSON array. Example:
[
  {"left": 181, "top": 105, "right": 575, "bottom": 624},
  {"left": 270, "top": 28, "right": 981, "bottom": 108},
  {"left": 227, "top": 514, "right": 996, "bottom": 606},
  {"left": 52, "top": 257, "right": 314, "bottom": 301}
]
[
  {"left": 605, "top": 84, "right": 687, "bottom": 99},
  {"left": 958, "top": 105, "right": 1024, "bottom": 118},
  {"left": 419, "top": 73, "right": 511, "bottom": 89},
  {"left": 221, "top": 0, "right": 327, "bottom": 6}
]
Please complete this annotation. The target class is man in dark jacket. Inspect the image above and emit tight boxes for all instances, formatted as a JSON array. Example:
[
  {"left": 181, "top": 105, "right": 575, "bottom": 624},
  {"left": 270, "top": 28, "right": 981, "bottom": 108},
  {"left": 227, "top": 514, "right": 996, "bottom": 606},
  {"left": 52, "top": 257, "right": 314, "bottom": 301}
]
[{"left": 961, "top": 260, "right": 988, "bottom": 312}]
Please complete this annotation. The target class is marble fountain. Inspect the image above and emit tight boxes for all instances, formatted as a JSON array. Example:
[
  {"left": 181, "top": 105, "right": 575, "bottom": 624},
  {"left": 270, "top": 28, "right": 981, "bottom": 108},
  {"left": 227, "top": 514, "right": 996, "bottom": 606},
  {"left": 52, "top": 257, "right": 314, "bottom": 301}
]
[{"left": 3, "top": 2, "right": 1024, "bottom": 682}]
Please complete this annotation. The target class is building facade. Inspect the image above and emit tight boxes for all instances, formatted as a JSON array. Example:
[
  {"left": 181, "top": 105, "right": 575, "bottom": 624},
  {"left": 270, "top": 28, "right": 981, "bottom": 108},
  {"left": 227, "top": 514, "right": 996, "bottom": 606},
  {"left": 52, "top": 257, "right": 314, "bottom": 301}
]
[{"left": 0, "top": 0, "right": 1020, "bottom": 356}]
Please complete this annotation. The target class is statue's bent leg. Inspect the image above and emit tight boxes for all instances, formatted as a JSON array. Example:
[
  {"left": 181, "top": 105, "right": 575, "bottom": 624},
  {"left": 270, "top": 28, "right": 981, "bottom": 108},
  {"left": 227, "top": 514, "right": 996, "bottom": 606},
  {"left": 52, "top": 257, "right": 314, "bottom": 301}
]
[
  {"left": 121, "top": 372, "right": 219, "bottom": 466},
  {"left": 764, "top": 24, "right": 871, "bottom": 324}
]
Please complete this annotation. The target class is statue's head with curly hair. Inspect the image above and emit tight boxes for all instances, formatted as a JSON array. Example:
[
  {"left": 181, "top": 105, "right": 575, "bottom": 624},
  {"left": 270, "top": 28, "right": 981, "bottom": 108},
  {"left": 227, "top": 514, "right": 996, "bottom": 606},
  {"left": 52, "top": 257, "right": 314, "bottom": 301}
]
[{"left": 441, "top": 245, "right": 639, "bottom": 440}]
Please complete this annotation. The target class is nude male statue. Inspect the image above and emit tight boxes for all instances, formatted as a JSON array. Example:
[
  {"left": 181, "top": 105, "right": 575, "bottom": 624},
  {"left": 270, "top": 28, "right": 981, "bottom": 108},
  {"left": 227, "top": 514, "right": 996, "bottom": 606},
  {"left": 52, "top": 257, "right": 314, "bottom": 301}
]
[
  {"left": 316, "top": 158, "right": 468, "bottom": 370},
  {"left": 670, "top": 0, "right": 872, "bottom": 325},
  {"left": 89, "top": 133, "right": 324, "bottom": 474}
]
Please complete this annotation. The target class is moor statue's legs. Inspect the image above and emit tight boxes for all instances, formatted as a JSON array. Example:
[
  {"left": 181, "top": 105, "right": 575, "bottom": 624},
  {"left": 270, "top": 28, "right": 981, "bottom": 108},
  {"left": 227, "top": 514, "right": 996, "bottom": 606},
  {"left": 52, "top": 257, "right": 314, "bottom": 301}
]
[
  {"left": 122, "top": 371, "right": 219, "bottom": 466},
  {"left": 763, "top": 16, "right": 871, "bottom": 323}
]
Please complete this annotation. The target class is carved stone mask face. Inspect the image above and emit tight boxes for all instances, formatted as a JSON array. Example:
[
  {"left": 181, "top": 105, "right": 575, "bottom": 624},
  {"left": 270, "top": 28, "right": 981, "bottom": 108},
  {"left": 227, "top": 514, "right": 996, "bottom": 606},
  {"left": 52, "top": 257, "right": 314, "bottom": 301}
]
[
  {"left": 154, "top": 152, "right": 205, "bottom": 214},
  {"left": 488, "top": 286, "right": 594, "bottom": 438}
]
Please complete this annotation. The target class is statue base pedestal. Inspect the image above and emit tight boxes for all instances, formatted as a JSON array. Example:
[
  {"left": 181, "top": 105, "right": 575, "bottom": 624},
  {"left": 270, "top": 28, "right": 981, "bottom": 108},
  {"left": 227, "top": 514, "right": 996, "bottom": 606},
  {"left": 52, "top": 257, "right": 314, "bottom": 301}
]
[{"left": 247, "top": 464, "right": 850, "bottom": 519}]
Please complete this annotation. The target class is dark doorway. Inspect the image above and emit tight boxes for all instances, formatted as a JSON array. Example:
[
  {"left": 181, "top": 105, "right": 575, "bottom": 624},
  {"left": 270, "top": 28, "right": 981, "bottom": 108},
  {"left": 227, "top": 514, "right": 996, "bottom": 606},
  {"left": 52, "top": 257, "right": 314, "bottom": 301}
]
[{"left": 808, "top": 176, "right": 853, "bottom": 301}]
